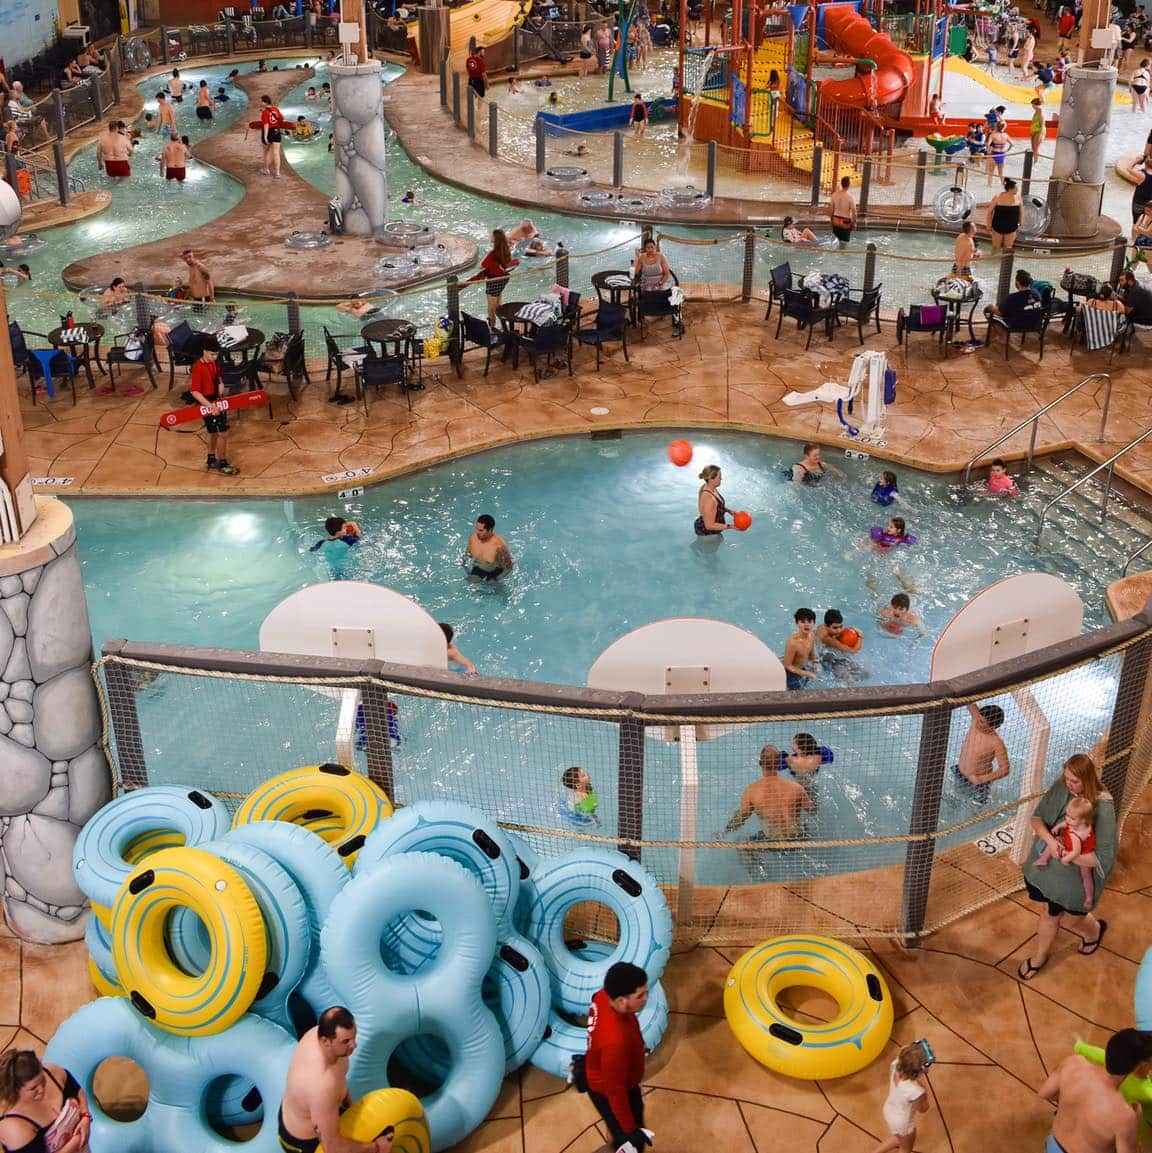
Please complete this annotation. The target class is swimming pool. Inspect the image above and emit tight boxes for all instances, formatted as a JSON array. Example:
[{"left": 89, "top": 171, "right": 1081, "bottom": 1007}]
[{"left": 75, "top": 430, "right": 1117, "bottom": 884}]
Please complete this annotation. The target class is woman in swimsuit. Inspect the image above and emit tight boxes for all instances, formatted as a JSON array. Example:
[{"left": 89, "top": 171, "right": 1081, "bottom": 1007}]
[
  {"left": 578, "top": 25, "right": 594, "bottom": 76},
  {"left": 791, "top": 442, "right": 843, "bottom": 485},
  {"left": 694, "top": 464, "right": 730, "bottom": 536},
  {"left": 1132, "top": 58, "right": 1151, "bottom": 114},
  {"left": 0, "top": 1050, "right": 91, "bottom": 1153},
  {"left": 985, "top": 126, "right": 1012, "bottom": 187},
  {"left": 987, "top": 177, "right": 1022, "bottom": 253}
]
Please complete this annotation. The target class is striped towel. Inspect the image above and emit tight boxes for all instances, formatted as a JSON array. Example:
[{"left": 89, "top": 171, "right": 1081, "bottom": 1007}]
[
  {"left": 517, "top": 302, "right": 559, "bottom": 326},
  {"left": 604, "top": 274, "right": 633, "bottom": 288},
  {"left": 1082, "top": 306, "right": 1121, "bottom": 351}
]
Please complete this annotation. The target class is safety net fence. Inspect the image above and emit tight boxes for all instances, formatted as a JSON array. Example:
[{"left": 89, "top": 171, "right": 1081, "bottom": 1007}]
[{"left": 95, "top": 602, "right": 1152, "bottom": 949}]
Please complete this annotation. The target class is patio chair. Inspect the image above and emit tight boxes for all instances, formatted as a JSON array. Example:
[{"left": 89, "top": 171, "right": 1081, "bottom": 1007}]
[
  {"left": 323, "top": 325, "right": 370, "bottom": 400},
  {"left": 894, "top": 304, "right": 949, "bottom": 357},
  {"left": 451, "top": 311, "right": 509, "bottom": 377},
  {"left": 573, "top": 300, "right": 628, "bottom": 369},
  {"left": 106, "top": 328, "right": 160, "bottom": 391},
  {"left": 984, "top": 299, "right": 1052, "bottom": 360},
  {"left": 835, "top": 284, "right": 883, "bottom": 344},
  {"left": 635, "top": 271, "right": 685, "bottom": 339},
  {"left": 763, "top": 260, "right": 793, "bottom": 322},
  {"left": 774, "top": 287, "right": 835, "bottom": 349},
  {"left": 517, "top": 321, "right": 572, "bottom": 382},
  {"left": 355, "top": 351, "right": 411, "bottom": 413},
  {"left": 164, "top": 319, "right": 205, "bottom": 390},
  {"left": 256, "top": 330, "right": 310, "bottom": 400}
]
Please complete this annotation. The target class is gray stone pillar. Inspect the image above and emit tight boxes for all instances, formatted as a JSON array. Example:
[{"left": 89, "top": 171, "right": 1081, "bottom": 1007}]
[
  {"left": 331, "top": 60, "right": 389, "bottom": 237},
  {"left": 1047, "top": 65, "right": 1116, "bottom": 239},
  {"left": 0, "top": 498, "right": 112, "bottom": 944}
]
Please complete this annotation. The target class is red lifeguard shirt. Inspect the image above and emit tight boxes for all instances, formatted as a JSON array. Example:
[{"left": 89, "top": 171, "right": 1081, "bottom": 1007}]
[
  {"left": 1058, "top": 10, "right": 1075, "bottom": 36},
  {"left": 260, "top": 103, "right": 285, "bottom": 130},
  {"left": 585, "top": 989, "right": 645, "bottom": 1130},
  {"left": 189, "top": 358, "right": 223, "bottom": 400},
  {"left": 465, "top": 52, "right": 486, "bottom": 80}
]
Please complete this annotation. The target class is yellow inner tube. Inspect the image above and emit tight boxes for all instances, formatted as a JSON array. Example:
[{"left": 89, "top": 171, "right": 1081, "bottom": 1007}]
[
  {"left": 111, "top": 846, "right": 268, "bottom": 1037},
  {"left": 724, "top": 934, "right": 893, "bottom": 1080},
  {"left": 319, "top": 1089, "right": 430, "bottom": 1153},
  {"left": 233, "top": 763, "right": 393, "bottom": 866}
]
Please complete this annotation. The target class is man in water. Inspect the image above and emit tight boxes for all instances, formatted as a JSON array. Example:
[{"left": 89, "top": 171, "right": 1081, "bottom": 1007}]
[
  {"left": 725, "top": 745, "right": 814, "bottom": 842},
  {"left": 1037, "top": 1027, "right": 1151, "bottom": 1153},
  {"left": 97, "top": 119, "right": 133, "bottom": 178},
  {"left": 464, "top": 514, "right": 513, "bottom": 581},
  {"left": 953, "top": 702, "right": 1010, "bottom": 801},
  {"left": 279, "top": 1006, "right": 393, "bottom": 1153}
]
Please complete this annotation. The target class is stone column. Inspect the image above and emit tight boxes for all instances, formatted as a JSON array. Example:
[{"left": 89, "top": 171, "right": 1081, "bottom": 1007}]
[
  {"left": 331, "top": 60, "right": 389, "bottom": 236},
  {"left": 1047, "top": 65, "right": 1116, "bottom": 239},
  {"left": 0, "top": 498, "right": 112, "bottom": 943}
]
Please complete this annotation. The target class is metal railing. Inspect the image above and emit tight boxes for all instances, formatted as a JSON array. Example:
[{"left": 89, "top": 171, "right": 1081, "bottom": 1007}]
[
  {"left": 1122, "top": 537, "right": 1152, "bottom": 576},
  {"left": 962, "top": 374, "right": 1114, "bottom": 490},
  {"left": 1036, "top": 425, "right": 1152, "bottom": 545}
]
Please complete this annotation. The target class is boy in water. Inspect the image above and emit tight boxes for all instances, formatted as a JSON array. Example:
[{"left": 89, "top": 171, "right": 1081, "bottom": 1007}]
[
  {"left": 561, "top": 766, "right": 599, "bottom": 823},
  {"left": 817, "top": 608, "right": 863, "bottom": 656},
  {"left": 309, "top": 515, "right": 361, "bottom": 550},
  {"left": 879, "top": 593, "right": 923, "bottom": 636},
  {"left": 953, "top": 702, "right": 1011, "bottom": 801},
  {"left": 439, "top": 622, "right": 476, "bottom": 674},
  {"left": 783, "top": 608, "right": 818, "bottom": 690}
]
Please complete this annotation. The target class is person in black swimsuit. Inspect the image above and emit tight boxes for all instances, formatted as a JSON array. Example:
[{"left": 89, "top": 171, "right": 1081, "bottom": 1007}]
[
  {"left": 791, "top": 443, "right": 844, "bottom": 485},
  {"left": 0, "top": 1051, "right": 91, "bottom": 1153},
  {"left": 987, "top": 177, "right": 1022, "bottom": 253},
  {"left": 694, "top": 464, "right": 730, "bottom": 536}
]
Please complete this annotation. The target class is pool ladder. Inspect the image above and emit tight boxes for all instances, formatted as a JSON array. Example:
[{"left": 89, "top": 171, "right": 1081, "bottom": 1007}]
[{"left": 961, "top": 372, "right": 1113, "bottom": 493}]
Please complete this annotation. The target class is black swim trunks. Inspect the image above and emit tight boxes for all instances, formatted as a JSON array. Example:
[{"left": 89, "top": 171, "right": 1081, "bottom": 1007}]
[
  {"left": 470, "top": 563, "right": 502, "bottom": 581},
  {"left": 182, "top": 390, "right": 229, "bottom": 434},
  {"left": 278, "top": 1108, "right": 320, "bottom": 1153}
]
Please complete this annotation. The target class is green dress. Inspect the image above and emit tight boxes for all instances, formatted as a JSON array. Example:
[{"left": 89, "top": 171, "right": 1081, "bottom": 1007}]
[{"left": 1020, "top": 781, "right": 1116, "bottom": 915}]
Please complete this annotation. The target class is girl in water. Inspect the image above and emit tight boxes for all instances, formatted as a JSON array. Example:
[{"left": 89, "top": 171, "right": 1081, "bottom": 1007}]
[{"left": 694, "top": 464, "right": 730, "bottom": 536}]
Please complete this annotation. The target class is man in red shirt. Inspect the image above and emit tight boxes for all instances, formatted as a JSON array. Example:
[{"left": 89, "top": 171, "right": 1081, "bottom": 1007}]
[
  {"left": 184, "top": 344, "right": 239, "bottom": 475},
  {"left": 465, "top": 44, "right": 487, "bottom": 98},
  {"left": 1057, "top": 6, "right": 1077, "bottom": 50},
  {"left": 585, "top": 963, "right": 653, "bottom": 1153}
]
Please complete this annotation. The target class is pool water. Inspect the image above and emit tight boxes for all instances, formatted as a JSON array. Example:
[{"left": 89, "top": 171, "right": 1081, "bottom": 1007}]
[{"left": 74, "top": 431, "right": 1116, "bottom": 884}]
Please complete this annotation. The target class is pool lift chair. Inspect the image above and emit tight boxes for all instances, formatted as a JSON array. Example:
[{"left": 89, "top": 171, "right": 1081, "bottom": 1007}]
[{"left": 780, "top": 349, "right": 892, "bottom": 448}]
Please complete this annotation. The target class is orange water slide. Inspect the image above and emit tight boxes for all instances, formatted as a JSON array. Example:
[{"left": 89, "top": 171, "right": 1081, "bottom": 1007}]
[{"left": 819, "top": 5, "right": 915, "bottom": 109}]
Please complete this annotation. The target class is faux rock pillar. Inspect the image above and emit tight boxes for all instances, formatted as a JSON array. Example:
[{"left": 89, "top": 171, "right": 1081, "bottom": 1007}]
[
  {"left": 0, "top": 498, "right": 112, "bottom": 943},
  {"left": 1047, "top": 65, "right": 1116, "bottom": 239},
  {"left": 331, "top": 60, "right": 389, "bottom": 236}
]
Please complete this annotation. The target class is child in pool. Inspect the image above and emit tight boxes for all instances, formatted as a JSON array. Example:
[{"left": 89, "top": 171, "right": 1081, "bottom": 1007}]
[
  {"left": 816, "top": 609, "right": 863, "bottom": 656},
  {"left": 782, "top": 732, "right": 826, "bottom": 794},
  {"left": 309, "top": 515, "right": 362, "bottom": 549},
  {"left": 1035, "top": 796, "right": 1098, "bottom": 907},
  {"left": 561, "top": 766, "right": 599, "bottom": 823},
  {"left": 783, "top": 607, "right": 818, "bottom": 690},
  {"left": 878, "top": 593, "right": 923, "bottom": 636},
  {"left": 987, "top": 457, "right": 1019, "bottom": 496},
  {"left": 870, "top": 517, "right": 915, "bottom": 550},
  {"left": 438, "top": 622, "right": 476, "bottom": 674},
  {"left": 952, "top": 702, "right": 1010, "bottom": 802},
  {"left": 870, "top": 470, "right": 907, "bottom": 507},
  {"left": 306, "top": 86, "right": 318, "bottom": 100},
  {"left": 400, "top": 190, "right": 417, "bottom": 205},
  {"left": 872, "top": 1043, "right": 931, "bottom": 1153}
]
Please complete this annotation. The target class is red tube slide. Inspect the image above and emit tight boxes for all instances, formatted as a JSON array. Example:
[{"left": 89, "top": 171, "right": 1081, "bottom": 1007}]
[{"left": 820, "top": 4, "right": 915, "bottom": 108}]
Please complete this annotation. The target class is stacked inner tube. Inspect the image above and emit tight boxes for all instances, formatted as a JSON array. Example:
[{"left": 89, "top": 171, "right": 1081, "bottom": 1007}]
[
  {"left": 285, "top": 231, "right": 332, "bottom": 250},
  {"left": 56, "top": 771, "right": 673, "bottom": 1153},
  {"left": 659, "top": 186, "right": 711, "bottom": 210},
  {"left": 541, "top": 165, "right": 593, "bottom": 189},
  {"left": 375, "top": 220, "right": 436, "bottom": 248},
  {"left": 932, "top": 184, "right": 975, "bottom": 224},
  {"left": 1019, "top": 195, "right": 1051, "bottom": 238},
  {"left": 615, "top": 194, "right": 657, "bottom": 213},
  {"left": 578, "top": 190, "right": 616, "bottom": 207}
]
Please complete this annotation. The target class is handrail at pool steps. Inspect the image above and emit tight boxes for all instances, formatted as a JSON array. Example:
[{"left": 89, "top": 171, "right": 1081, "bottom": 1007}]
[
  {"left": 1036, "top": 424, "right": 1152, "bottom": 547},
  {"left": 961, "top": 373, "right": 1113, "bottom": 492},
  {"left": 95, "top": 607, "right": 1152, "bottom": 947}
]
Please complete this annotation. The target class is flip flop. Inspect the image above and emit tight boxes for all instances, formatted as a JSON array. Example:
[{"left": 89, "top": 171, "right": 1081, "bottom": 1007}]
[
  {"left": 1017, "top": 957, "right": 1046, "bottom": 981},
  {"left": 1079, "top": 919, "right": 1108, "bottom": 955}
]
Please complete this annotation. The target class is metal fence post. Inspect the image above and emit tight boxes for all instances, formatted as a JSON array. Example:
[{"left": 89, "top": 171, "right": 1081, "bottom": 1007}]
[
  {"left": 4, "top": 153, "right": 21, "bottom": 201},
  {"left": 446, "top": 273, "right": 461, "bottom": 330},
  {"left": 161, "top": 27, "right": 171, "bottom": 64},
  {"left": 358, "top": 680, "right": 395, "bottom": 799},
  {"left": 101, "top": 644, "right": 150, "bottom": 790},
  {"left": 1103, "top": 628, "right": 1152, "bottom": 811},
  {"left": 226, "top": 20, "right": 236, "bottom": 55},
  {"left": 466, "top": 86, "right": 476, "bottom": 140},
  {"left": 452, "top": 72, "right": 461, "bottom": 126},
  {"left": 535, "top": 117, "right": 546, "bottom": 174},
  {"left": 133, "top": 283, "right": 151, "bottom": 330},
  {"left": 1021, "top": 149, "right": 1034, "bottom": 199},
  {"left": 52, "top": 141, "right": 70, "bottom": 207},
  {"left": 1109, "top": 235, "right": 1128, "bottom": 285},
  {"left": 996, "top": 250, "right": 1015, "bottom": 304},
  {"left": 488, "top": 102, "right": 498, "bottom": 157},
  {"left": 439, "top": 57, "right": 448, "bottom": 109},
  {"left": 706, "top": 140, "right": 717, "bottom": 199},
  {"left": 52, "top": 90, "right": 67, "bottom": 140},
  {"left": 617, "top": 699, "right": 645, "bottom": 862},
  {"left": 109, "top": 55, "right": 121, "bottom": 103},
  {"left": 286, "top": 292, "right": 302, "bottom": 333},
  {"left": 898, "top": 702, "right": 952, "bottom": 945},
  {"left": 741, "top": 228, "right": 755, "bottom": 302},
  {"left": 555, "top": 242, "right": 569, "bottom": 288},
  {"left": 913, "top": 149, "right": 927, "bottom": 210},
  {"left": 860, "top": 157, "right": 872, "bottom": 216},
  {"left": 810, "top": 145, "right": 822, "bottom": 207},
  {"left": 305, "top": 18, "right": 313, "bottom": 47},
  {"left": 90, "top": 72, "right": 105, "bottom": 122},
  {"left": 863, "top": 242, "right": 877, "bottom": 292},
  {"left": 612, "top": 130, "right": 624, "bottom": 188}
]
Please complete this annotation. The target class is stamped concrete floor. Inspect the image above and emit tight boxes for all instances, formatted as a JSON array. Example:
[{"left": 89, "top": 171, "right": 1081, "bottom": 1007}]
[
  {"left": 21, "top": 295, "right": 1152, "bottom": 498},
  {"left": 1, "top": 784, "right": 1148, "bottom": 1152}
]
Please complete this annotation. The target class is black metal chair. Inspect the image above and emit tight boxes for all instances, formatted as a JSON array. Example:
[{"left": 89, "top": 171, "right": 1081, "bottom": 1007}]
[
  {"left": 763, "top": 260, "right": 793, "bottom": 321},
  {"left": 451, "top": 311, "right": 509, "bottom": 377},
  {"left": 106, "top": 328, "right": 160, "bottom": 391},
  {"left": 516, "top": 322, "right": 572, "bottom": 382},
  {"left": 774, "top": 287, "right": 835, "bottom": 349},
  {"left": 984, "top": 299, "right": 1052, "bottom": 360},
  {"left": 323, "top": 325, "right": 370, "bottom": 400},
  {"left": 894, "top": 304, "right": 949, "bottom": 358},
  {"left": 635, "top": 271, "right": 684, "bottom": 339},
  {"left": 574, "top": 300, "right": 629, "bottom": 369},
  {"left": 257, "top": 330, "right": 310, "bottom": 400},
  {"left": 835, "top": 284, "right": 883, "bottom": 344},
  {"left": 164, "top": 319, "right": 205, "bottom": 390},
  {"left": 355, "top": 352, "right": 411, "bottom": 413}
]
